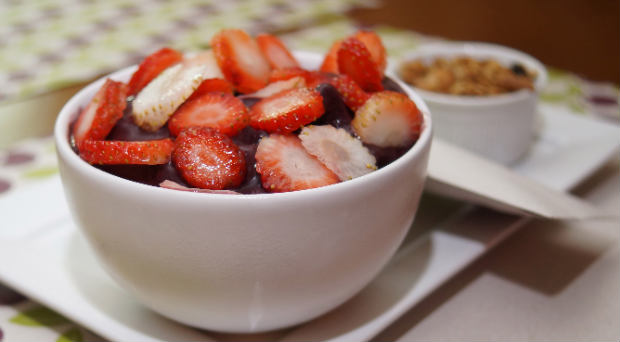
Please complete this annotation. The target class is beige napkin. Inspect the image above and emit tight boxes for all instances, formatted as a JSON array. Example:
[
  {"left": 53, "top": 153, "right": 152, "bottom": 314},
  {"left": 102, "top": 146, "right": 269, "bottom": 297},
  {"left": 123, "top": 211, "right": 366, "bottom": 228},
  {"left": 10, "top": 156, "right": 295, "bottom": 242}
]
[{"left": 426, "top": 139, "right": 613, "bottom": 220}]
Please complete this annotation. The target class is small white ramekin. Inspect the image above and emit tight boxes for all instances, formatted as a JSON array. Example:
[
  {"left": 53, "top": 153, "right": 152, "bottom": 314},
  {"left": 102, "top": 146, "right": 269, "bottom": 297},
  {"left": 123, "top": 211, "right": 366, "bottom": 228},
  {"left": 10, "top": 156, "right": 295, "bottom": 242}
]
[
  {"left": 397, "top": 42, "right": 547, "bottom": 165},
  {"left": 54, "top": 51, "right": 433, "bottom": 333}
]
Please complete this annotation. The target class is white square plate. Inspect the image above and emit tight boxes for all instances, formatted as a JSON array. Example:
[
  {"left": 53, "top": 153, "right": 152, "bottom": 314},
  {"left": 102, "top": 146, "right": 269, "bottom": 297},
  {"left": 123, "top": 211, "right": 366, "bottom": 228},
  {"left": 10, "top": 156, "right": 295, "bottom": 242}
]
[{"left": 0, "top": 104, "right": 618, "bottom": 341}]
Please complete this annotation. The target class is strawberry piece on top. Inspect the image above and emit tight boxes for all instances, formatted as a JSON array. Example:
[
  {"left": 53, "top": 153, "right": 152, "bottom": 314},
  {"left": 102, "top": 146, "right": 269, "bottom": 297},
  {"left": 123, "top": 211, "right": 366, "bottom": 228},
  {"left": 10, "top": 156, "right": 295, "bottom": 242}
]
[
  {"left": 327, "top": 74, "right": 370, "bottom": 111},
  {"left": 73, "top": 79, "right": 128, "bottom": 149},
  {"left": 211, "top": 29, "right": 271, "bottom": 94},
  {"left": 243, "top": 76, "right": 306, "bottom": 99},
  {"left": 255, "top": 134, "right": 339, "bottom": 192},
  {"left": 168, "top": 92, "right": 249, "bottom": 137},
  {"left": 299, "top": 125, "right": 377, "bottom": 180},
  {"left": 187, "top": 78, "right": 234, "bottom": 102},
  {"left": 319, "top": 40, "right": 342, "bottom": 73},
  {"left": 79, "top": 138, "right": 174, "bottom": 165},
  {"left": 353, "top": 30, "right": 387, "bottom": 74},
  {"left": 352, "top": 91, "right": 423, "bottom": 147},
  {"left": 127, "top": 47, "right": 183, "bottom": 96},
  {"left": 337, "top": 37, "right": 384, "bottom": 92},
  {"left": 132, "top": 50, "right": 224, "bottom": 131},
  {"left": 250, "top": 87, "right": 325, "bottom": 134},
  {"left": 172, "top": 127, "right": 246, "bottom": 190},
  {"left": 256, "top": 33, "right": 299, "bottom": 70},
  {"left": 269, "top": 67, "right": 311, "bottom": 83}
]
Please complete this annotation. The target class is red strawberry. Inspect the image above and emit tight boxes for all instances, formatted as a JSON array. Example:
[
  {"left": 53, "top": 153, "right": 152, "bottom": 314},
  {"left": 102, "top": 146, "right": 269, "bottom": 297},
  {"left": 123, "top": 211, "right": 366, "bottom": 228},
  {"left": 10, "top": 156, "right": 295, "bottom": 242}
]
[
  {"left": 255, "top": 134, "right": 339, "bottom": 192},
  {"left": 79, "top": 138, "right": 174, "bottom": 165},
  {"left": 211, "top": 29, "right": 271, "bottom": 94},
  {"left": 352, "top": 91, "right": 423, "bottom": 147},
  {"left": 300, "top": 125, "right": 377, "bottom": 180},
  {"left": 270, "top": 68, "right": 332, "bottom": 88},
  {"left": 73, "top": 79, "right": 128, "bottom": 149},
  {"left": 319, "top": 40, "right": 342, "bottom": 73},
  {"left": 353, "top": 30, "right": 387, "bottom": 73},
  {"left": 256, "top": 33, "right": 299, "bottom": 70},
  {"left": 327, "top": 74, "right": 370, "bottom": 111},
  {"left": 168, "top": 92, "right": 249, "bottom": 136},
  {"left": 187, "top": 78, "right": 234, "bottom": 102},
  {"left": 172, "top": 127, "right": 246, "bottom": 190},
  {"left": 337, "top": 37, "right": 384, "bottom": 92},
  {"left": 243, "top": 76, "right": 306, "bottom": 99},
  {"left": 249, "top": 87, "right": 325, "bottom": 134},
  {"left": 127, "top": 47, "right": 183, "bottom": 96},
  {"left": 269, "top": 67, "right": 311, "bottom": 83}
]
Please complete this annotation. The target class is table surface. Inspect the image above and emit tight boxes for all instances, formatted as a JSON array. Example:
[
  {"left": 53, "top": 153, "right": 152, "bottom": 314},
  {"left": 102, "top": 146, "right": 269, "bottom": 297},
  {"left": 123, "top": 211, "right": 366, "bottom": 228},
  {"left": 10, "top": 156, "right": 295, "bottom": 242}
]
[{"left": 0, "top": 2, "right": 619, "bottom": 341}]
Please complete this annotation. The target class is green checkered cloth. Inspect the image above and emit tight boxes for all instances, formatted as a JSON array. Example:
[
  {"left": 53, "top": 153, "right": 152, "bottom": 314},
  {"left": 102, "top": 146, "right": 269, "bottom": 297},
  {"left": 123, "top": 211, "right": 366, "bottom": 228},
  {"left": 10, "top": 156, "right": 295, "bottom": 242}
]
[{"left": 0, "top": 0, "right": 375, "bottom": 103}]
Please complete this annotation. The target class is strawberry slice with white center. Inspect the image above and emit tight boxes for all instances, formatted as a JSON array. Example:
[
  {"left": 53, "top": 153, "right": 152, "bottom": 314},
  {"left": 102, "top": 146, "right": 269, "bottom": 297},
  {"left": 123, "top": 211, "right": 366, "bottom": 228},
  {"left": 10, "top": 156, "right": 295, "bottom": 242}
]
[
  {"left": 337, "top": 37, "right": 384, "bottom": 92},
  {"left": 250, "top": 87, "right": 325, "bottom": 134},
  {"left": 299, "top": 125, "right": 377, "bottom": 181},
  {"left": 352, "top": 91, "right": 423, "bottom": 147},
  {"left": 73, "top": 79, "right": 128, "bottom": 149},
  {"left": 172, "top": 127, "right": 246, "bottom": 190},
  {"left": 211, "top": 29, "right": 271, "bottom": 94},
  {"left": 255, "top": 134, "right": 339, "bottom": 192},
  {"left": 168, "top": 92, "right": 249, "bottom": 136},
  {"left": 79, "top": 138, "right": 174, "bottom": 165},
  {"left": 131, "top": 50, "right": 223, "bottom": 131},
  {"left": 159, "top": 180, "right": 239, "bottom": 194},
  {"left": 256, "top": 33, "right": 300, "bottom": 70},
  {"left": 127, "top": 47, "right": 183, "bottom": 96},
  {"left": 242, "top": 76, "right": 306, "bottom": 99},
  {"left": 353, "top": 30, "right": 387, "bottom": 74}
]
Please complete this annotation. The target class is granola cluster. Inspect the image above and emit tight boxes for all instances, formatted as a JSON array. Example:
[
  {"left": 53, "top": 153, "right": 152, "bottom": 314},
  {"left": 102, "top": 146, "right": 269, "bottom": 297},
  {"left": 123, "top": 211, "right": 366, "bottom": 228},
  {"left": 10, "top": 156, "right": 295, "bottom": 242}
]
[{"left": 399, "top": 56, "right": 536, "bottom": 96}]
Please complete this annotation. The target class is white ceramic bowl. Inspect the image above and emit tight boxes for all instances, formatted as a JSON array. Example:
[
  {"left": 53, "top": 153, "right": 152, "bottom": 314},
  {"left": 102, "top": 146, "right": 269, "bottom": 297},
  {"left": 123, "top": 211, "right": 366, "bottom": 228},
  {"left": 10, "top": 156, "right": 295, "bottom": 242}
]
[
  {"left": 397, "top": 42, "right": 547, "bottom": 165},
  {"left": 54, "top": 51, "right": 433, "bottom": 333}
]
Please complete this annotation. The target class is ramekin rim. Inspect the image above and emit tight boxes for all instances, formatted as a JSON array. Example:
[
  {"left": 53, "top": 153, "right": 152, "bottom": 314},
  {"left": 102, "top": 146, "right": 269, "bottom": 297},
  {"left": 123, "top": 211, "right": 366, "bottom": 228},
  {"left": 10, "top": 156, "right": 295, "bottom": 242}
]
[{"left": 393, "top": 41, "right": 548, "bottom": 106}]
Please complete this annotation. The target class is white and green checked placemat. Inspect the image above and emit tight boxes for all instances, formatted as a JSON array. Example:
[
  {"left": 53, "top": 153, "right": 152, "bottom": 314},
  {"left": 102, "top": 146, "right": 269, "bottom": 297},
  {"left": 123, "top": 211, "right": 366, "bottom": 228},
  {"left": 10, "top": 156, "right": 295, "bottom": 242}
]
[{"left": 0, "top": 0, "right": 376, "bottom": 103}]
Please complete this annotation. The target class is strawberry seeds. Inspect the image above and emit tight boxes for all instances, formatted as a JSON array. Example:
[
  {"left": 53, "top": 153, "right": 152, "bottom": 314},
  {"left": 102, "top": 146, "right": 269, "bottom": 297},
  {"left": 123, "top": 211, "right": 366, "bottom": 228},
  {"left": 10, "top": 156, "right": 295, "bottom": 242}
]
[{"left": 71, "top": 28, "right": 423, "bottom": 194}]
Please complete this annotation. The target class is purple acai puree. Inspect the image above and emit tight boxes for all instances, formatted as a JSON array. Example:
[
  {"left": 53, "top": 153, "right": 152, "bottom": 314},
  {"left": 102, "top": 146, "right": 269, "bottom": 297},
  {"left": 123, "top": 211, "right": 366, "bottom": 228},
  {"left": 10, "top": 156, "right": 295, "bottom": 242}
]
[{"left": 77, "top": 77, "right": 415, "bottom": 193}]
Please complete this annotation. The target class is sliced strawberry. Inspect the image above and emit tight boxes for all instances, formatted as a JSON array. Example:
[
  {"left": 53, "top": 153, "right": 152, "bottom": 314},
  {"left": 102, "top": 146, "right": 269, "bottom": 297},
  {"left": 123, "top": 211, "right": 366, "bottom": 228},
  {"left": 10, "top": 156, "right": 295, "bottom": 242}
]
[
  {"left": 168, "top": 92, "right": 249, "bottom": 136},
  {"left": 337, "top": 37, "right": 383, "bottom": 92},
  {"left": 353, "top": 30, "right": 387, "bottom": 74},
  {"left": 319, "top": 40, "right": 342, "bottom": 73},
  {"left": 159, "top": 180, "right": 239, "bottom": 194},
  {"left": 187, "top": 78, "right": 234, "bottom": 102},
  {"left": 127, "top": 47, "right": 183, "bottom": 96},
  {"left": 327, "top": 74, "right": 370, "bottom": 111},
  {"left": 249, "top": 87, "right": 325, "bottom": 134},
  {"left": 211, "top": 29, "right": 271, "bottom": 94},
  {"left": 243, "top": 76, "right": 306, "bottom": 99},
  {"left": 269, "top": 67, "right": 311, "bottom": 83},
  {"left": 255, "top": 134, "right": 339, "bottom": 192},
  {"left": 270, "top": 68, "right": 332, "bottom": 88},
  {"left": 299, "top": 125, "right": 376, "bottom": 180},
  {"left": 132, "top": 51, "right": 223, "bottom": 131},
  {"left": 73, "top": 79, "right": 128, "bottom": 149},
  {"left": 256, "top": 33, "right": 299, "bottom": 70},
  {"left": 79, "top": 138, "right": 174, "bottom": 165},
  {"left": 352, "top": 91, "right": 423, "bottom": 147},
  {"left": 172, "top": 127, "right": 246, "bottom": 190}
]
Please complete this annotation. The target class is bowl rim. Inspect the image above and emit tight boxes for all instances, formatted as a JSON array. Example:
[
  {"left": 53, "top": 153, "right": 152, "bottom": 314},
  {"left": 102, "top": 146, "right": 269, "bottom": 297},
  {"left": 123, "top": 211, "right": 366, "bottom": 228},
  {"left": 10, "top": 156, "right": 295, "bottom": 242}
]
[
  {"left": 54, "top": 50, "right": 433, "bottom": 202},
  {"left": 395, "top": 41, "right": 548, "bottom": 106}
]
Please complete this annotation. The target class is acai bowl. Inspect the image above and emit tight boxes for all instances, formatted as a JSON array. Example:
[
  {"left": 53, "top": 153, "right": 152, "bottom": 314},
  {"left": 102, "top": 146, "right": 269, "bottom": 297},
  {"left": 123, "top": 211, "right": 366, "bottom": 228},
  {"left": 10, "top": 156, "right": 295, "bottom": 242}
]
[{"left": 54, "top": 29, "right": 432, "bottom": 333}]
